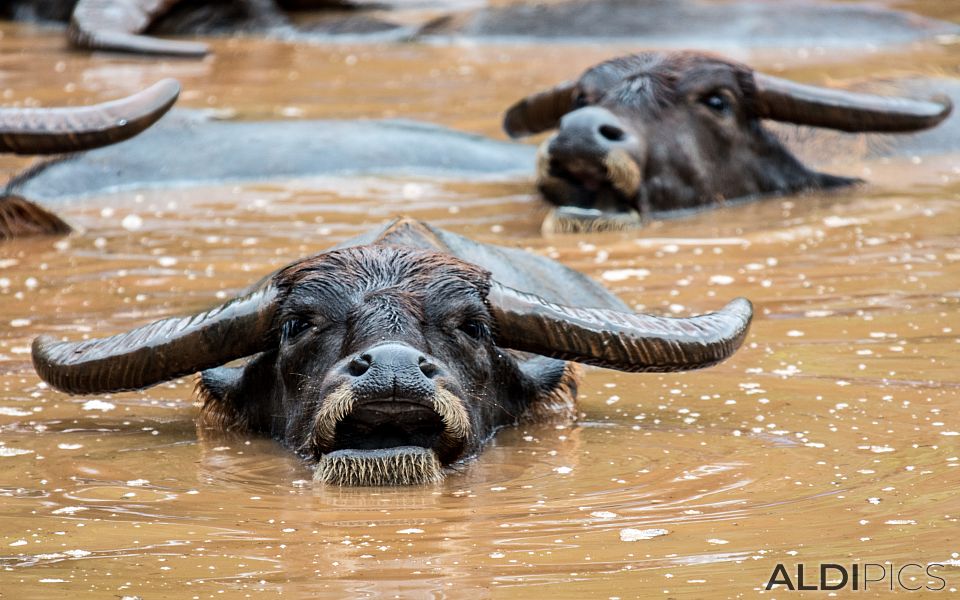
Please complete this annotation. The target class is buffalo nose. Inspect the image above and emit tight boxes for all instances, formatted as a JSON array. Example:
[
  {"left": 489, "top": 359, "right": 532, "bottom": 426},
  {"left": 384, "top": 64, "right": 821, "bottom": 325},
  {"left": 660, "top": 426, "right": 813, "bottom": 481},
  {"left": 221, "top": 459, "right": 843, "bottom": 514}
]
[
  {"left": 555, "top": 106, "right": 631, "bottom": 149},
  {"left": 598, "top": 123, "right": 626, "bottom": 142},
  {"left": 348, "top": 343, "right": 439, "bottom": 380},
  {"left": 347, "top": 354, "right": 372, "bottom": 377}
]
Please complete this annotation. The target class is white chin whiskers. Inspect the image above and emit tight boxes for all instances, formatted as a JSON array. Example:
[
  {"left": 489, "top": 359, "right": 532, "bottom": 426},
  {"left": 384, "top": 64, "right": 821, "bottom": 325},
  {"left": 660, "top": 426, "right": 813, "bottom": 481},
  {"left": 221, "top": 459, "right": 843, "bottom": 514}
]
[{"left": 314, "top": 446, "right": 443, "bottom": 486}]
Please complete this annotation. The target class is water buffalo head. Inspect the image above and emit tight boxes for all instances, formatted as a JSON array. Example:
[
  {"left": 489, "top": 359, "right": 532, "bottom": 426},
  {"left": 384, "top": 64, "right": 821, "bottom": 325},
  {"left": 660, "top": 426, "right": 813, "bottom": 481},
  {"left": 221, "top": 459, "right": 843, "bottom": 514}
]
[
  {"left": 503, "top": 51, "right": 952, "bottom": 233},
  {"left": 31, "top": 239, "right": 752, "bottom": 486}
]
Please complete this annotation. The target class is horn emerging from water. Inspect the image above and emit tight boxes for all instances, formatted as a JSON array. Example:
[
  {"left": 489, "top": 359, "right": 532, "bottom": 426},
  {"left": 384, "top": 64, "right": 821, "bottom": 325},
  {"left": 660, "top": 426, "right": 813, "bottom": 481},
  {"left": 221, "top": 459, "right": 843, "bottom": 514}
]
[
  {"left": 69, "top": 0, "right": 209, "bottom": 57},
  {"left": 0, "top": 79, "right": 180, "bottom": 155},
  {"left": 754, "top": 73, "right": 952, "bottom": 133},
  {"left": 32, "top": 285, "right": 279, "bottom": 394},
  {"left": 488, "top": 283, "right": 752, "bottom": 372},
  {"left": 503, "top": 81, "right": 577, "bottom": 138}
]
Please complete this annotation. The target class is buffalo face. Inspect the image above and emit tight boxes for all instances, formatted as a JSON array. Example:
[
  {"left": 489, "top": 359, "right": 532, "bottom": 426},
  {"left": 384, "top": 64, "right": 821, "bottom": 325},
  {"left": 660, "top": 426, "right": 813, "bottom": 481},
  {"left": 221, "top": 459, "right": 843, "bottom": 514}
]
[
  {"left": 504, "top": 51, "right": 952, "bottom": 233},
  {"left": 226, "top": 247, "right": 532, "bottom": 485},
  {"left": 32, "top": 231, "right": 754, "bottom": 486}
]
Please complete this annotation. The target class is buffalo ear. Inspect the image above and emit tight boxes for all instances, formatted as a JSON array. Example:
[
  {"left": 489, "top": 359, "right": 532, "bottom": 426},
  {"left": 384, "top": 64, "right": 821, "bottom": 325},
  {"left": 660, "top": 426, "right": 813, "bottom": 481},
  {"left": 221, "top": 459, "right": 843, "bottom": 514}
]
[
  {"left": 503, "top": 81, "right": 577, "bottom": 138},
  {"left": 515, "top": 355, "right": 581, "bottom": 422},
  {"left": 197, "top": 352, "right": 278, "bottom": 432},
  {"left": 198, "top": 366, "right": 244, "bottom": 405}
]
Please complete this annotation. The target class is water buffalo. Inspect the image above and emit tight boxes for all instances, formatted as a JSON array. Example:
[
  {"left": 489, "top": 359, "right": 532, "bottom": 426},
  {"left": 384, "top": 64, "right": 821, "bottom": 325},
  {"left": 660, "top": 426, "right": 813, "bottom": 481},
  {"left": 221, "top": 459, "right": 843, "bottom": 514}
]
[
  {"left": 504, "top": 51, "right": 953, "bottom": 232},
  {"left": 9, "top": 0, "right": 958, "bottom": 56},
  {"left": 31, "top": 218, "right": 753, "bottom": 486},
  {"left": 0, "top": 79, "right": 180, "bottom": 239},
  {"left": 2, "top": 0, "right": 397, "bottom": 56},
  {"left": 11, "top": 70, "right": 956, "bottom": 238}
]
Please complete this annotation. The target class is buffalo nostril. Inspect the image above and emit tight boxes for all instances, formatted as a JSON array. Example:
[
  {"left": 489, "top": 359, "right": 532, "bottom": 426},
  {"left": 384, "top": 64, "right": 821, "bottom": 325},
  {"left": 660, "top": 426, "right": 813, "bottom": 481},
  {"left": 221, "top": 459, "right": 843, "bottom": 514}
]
[
  {"left": 348, "top": 354, "right": 372, "bottom": 377},
  {"left": 418, "top": 356, "right": 439, "bottom": 379},
  {"left": 598, "top": 124, "right": 626, "bottom": 142}
]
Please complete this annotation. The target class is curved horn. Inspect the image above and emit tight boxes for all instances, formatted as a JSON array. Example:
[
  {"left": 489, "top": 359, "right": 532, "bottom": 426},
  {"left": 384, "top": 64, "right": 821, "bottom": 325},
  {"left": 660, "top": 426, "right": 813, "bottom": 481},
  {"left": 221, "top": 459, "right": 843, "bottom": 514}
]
[
  {"left": 0, "top": 79, "right": 180, "bottom": 155},
  {"left": 503, "top": 81, "right": 577, "bottom": 138},
  {"left": 488, "top": 283, "right": 752, "bottom": 372},
  {"left": 69, "top": 0, "right": 209, "bottom": 57},
  {"left": 754, "top": 73, "right": 952, "bottom": 133},
  {"left": 32, "top": 286, "right": 280, "bottom": 395}
]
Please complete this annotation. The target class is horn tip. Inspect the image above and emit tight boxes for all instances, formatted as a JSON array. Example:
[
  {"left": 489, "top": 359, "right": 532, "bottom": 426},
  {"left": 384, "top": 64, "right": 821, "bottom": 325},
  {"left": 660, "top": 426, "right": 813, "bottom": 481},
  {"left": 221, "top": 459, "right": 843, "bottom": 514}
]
[
  {"left": 31, "top": 334, "right": 58, "bottom": 358},
  {"left": 149, "top": 78, "right": 182, "bottom": 117},
  {"left": 503, "top": 79, "right": 578, "bottom": 138},
  {"left": 725, "top": 297, "right": 754, "bottom": 323},
  {"left": 502, "top": 106, "right": 529, "bottom": 138},
  {"left": 69, "top": 25, "right": 209, "bottom": 58},
  {"left": 31, "top": 335, "right": 59, "bottom": 381},
  {"left": 128, "top": 78, "right": 181, "bottom": 123},
  {"left": 154, "top": 78, "right": 183, "bottom": 101},
  {"left": 932, "top": 93, "right": 953, "bottom": 123},
  {"left": 31, "top": 334, "right": 89, "bottom": 396},
  {"left": 164, "top": 41, "right": 210, "bottom": 58}
]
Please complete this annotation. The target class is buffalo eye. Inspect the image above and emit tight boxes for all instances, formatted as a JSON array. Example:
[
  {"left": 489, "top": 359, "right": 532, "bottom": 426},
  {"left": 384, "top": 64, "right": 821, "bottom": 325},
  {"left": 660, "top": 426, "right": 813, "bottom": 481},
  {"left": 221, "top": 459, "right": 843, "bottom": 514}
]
[
  {"left": 281, "top": 318, "right": 311, "bottom": 343},
  {"left": 458, "top": 319, "right": 487, "bottom": 341},
  {"left": 700, "top": 91, "right": 731, "bottom": 114},
  {"left": 573, "top": 91, "right": 589, "bottom": 109}
]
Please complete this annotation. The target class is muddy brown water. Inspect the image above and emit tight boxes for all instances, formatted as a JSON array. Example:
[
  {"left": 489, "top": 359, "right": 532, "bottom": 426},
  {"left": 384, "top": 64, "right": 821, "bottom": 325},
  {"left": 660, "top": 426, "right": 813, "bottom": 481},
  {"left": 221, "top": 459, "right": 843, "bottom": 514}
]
[{"left": 1, "top": 5, "right": 960, "bottom": 598}]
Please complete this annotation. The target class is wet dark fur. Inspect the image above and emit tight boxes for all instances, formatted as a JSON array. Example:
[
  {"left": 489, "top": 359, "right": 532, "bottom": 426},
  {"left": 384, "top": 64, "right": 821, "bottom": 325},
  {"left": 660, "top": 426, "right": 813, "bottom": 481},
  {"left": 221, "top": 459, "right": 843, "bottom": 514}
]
[
  {"left": 534, "top": 51, "right": 854, "bottom": 217},
  {"left": 197, "top": 233, "right": 578, "bottom": 468},
  {"left": 0, "top": 0, "right": 75, "bottom": 21},
  {"left": 0, "top": 195, "right": 71, "bottom": 239}
]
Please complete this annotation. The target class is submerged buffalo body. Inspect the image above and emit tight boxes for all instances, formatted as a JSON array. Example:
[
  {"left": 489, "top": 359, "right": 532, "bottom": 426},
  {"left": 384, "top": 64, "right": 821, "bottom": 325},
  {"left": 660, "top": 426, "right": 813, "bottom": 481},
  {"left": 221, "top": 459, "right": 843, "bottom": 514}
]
[
  {"left": 0, "top": 79, "right": 180, "bottom": 239},
  {"left": 2, "top": 105, "right": 532, "bottom": 240},
  {"left": 31, "top": 218, "right": 752, "bottom": 485},
  {"left": 7, "top": 112, "right": 534, "bottom": 205},
  {"left": 422, "top": 0, "right": 958, "bottom": 46},
  {"left": 504, "top": 51, "right": 953, "bottom": 232}
]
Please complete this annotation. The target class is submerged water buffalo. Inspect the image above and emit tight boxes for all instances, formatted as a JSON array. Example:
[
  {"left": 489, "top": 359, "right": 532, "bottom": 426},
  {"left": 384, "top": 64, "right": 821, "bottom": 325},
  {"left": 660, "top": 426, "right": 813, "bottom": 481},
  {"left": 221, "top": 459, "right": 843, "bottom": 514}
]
[
  {"left": 1, "top": 0, "right": 398, "bottom": 56},
  {"left": 504, "top": 51, "right": 953, "bottom": 232},
  {"left": 31, "top": 218, "right": 752, "bottom": 486},
  {"left": 0, "top": 79, "right": 180, "bottom": 239},
  {"left": 8, "top": 53, "right": 953, "bottom": 238},
  {"left": 7, "top": 0, "right": 958, "bottom": 56}
]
